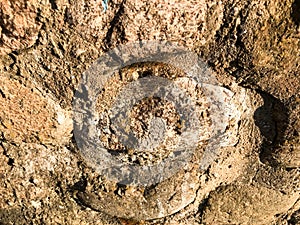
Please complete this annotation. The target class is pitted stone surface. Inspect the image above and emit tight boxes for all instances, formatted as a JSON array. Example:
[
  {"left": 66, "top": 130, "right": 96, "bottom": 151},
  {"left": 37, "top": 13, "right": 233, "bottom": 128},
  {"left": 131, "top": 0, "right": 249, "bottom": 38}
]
[{"left": 0, "top": 0, "right": 299, "bottom": 224}]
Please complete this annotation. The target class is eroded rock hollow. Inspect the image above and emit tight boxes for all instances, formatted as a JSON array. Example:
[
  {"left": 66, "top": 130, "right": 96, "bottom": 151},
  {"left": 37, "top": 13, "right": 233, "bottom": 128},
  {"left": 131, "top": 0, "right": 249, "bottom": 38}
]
[{"left": 0, "top": 0, "right": 299, "bottom": 224}]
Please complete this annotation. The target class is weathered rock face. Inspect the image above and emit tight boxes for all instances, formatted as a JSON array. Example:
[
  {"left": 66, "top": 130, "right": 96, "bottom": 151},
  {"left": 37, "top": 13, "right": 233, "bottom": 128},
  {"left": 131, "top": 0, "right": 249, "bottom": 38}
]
[
  {"left": 0, "top": 0, "right": 42, "bottom": 55},
  {"left": 0, "top": 0, "right": 299, "bottom": 225}
]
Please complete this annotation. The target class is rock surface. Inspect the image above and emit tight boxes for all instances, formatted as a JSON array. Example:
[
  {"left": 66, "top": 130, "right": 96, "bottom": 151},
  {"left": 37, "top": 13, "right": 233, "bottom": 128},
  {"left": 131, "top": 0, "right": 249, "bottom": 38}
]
[{"left": 0, "top": 0, "right": 299, "bottom": 224}]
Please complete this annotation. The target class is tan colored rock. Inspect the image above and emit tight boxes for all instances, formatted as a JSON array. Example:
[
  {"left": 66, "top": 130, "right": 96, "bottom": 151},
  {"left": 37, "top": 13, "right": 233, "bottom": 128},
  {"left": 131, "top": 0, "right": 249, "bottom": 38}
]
[
  {"left": 0, "top": 0, "right": 42, "bottom": 55},
  {"left": 0, "top": 0, "right": 299, "bottom": 224},
  {"left": 203, "top": 184, "right": 299, "bottom": 225},
  {"left": 0, "top": 76, "right": 72, "bottom": 145}
]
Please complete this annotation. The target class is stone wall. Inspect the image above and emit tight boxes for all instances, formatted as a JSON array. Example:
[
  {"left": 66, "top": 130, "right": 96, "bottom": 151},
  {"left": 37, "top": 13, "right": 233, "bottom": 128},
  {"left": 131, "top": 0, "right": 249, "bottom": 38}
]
[{"left": 0, "top": 0, "right": 299, "bottom": 224}]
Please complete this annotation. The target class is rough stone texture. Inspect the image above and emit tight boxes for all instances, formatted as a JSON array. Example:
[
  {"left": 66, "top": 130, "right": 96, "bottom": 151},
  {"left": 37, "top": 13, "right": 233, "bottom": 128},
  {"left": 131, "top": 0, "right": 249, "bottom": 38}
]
[
  {"left": 0, "top": 75, "right": 72, "bottom": 145},
  {"left": 0, "top": 0, "right": 42, "bottom": 55},
  {"left": 0, "top": 0, "right": 299, "bottom": 224}
]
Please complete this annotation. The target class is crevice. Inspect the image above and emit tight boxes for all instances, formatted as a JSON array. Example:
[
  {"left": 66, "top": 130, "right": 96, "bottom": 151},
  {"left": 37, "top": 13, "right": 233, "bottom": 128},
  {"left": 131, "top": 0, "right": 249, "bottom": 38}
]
[
  {"left": 103, "top": 0, "right": 127, "bottom": 49},
  {"left": 7, "top": 158, "right": 14, "bottom": 166},
  {"left": 167, "top": 192, "right": 177, "bottom": 202},
  {"left": 7, "top": 52, "right": 18, "bottom": 69},
  {"left": 292, "top": 0, "right": 300, "bottom": 26},
  {"left": 49, "top": 0, "right": 58, "bottom": 10},
  {"left": 69, "top": 177, "right": 89, "bottom": 208},
  {"left": 0, "top": 89, "right": 6, "bottom": 98},
  {"left": 1, "top": 142, "right": 14, "bottom": 167},
  {"left": 69, "top": 178, "right": 87, "bottom": 193},
  {"left": 287, "top": 199, "right": 300, "bottom": 225},
  {"left": 198, "top": 196, "right": 210, "bottom": 223}
]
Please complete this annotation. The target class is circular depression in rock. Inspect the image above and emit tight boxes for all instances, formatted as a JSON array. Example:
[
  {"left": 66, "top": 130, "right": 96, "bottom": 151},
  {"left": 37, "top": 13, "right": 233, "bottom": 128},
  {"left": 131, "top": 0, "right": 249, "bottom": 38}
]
[
  {"left": 95, "top": 62, "right": 211, "bottom": 168},
  {"left": 73, "top": 41, "right": 258, "bottom": 220}
]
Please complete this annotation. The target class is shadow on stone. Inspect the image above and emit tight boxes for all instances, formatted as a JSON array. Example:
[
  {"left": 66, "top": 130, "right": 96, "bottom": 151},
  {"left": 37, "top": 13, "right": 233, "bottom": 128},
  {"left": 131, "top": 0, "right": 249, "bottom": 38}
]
[
  {"left": 292, "top": 0, "right": 300, "bottom": 26},
  {"left": 254, "top": 90, "right": 289, "bottom": 167},
  {"left": 289, "top": 209, "right": 300, "bottom": 225}
]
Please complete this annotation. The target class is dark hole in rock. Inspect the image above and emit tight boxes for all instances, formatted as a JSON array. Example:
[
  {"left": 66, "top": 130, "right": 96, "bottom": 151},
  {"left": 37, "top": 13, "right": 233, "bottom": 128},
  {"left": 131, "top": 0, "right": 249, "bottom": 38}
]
[
  {"left": 254, "top": 90, "right": 289, "bottom": 167},
  {"left": 292, "top": 0, "right": 300, "bottom": 26},
  {"left": 7, "top": 158, "right": 14, "bottom": 166}
]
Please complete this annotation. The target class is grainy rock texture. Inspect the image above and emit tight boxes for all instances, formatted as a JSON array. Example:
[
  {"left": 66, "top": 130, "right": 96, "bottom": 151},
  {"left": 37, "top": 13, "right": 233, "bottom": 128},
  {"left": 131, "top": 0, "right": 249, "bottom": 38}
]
[{"left": 0, "top": 0, "right": 299, "bottom": 224}]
